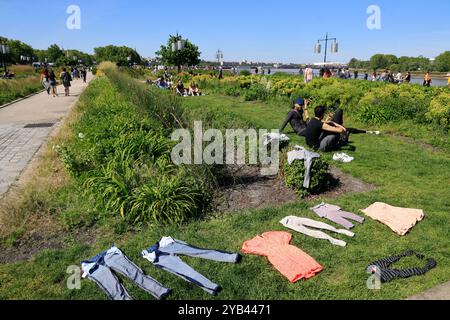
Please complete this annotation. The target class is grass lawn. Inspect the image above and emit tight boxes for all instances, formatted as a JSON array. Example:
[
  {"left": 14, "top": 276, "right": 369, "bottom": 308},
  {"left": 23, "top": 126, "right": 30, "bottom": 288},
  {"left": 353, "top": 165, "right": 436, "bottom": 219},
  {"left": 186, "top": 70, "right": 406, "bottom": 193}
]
[
  {"left": 0, "top": 76, "right": 42, "bottom": 105},
  {"left": 0, "top": 89, "right": 449, "bottom": 300}
]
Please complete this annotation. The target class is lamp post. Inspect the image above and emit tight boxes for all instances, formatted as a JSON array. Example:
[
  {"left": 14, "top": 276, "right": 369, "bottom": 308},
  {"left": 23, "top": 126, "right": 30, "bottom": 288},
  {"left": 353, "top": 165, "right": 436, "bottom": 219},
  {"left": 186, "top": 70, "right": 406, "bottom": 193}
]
[
  {"left": 171, "top": 35, "right": 185, "bottom": 73},
  {"left": 216, "top": 49, "right": 224, "bottom": 66},
  {"left": 1, "top": 42, "right": 10, "bottom": 74},
  {"left": 314, "top": 32, "right": 338, "bottom": 63}
]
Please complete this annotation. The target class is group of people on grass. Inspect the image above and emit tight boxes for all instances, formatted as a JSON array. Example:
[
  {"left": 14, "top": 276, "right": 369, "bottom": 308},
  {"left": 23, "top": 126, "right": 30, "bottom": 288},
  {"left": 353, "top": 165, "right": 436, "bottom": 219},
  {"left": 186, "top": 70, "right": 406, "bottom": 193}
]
[
  {"left": 175, "top": 80, "right": 202, "bottom": 97},
  {"left": 280, "top": 98, "right": 378, "bottom": 152},
  {"left": 148, "top": 72, "right": 203, "bottom": 97},
  {"left": 2, "top": 69, "right": 15, "bottom": 79}
]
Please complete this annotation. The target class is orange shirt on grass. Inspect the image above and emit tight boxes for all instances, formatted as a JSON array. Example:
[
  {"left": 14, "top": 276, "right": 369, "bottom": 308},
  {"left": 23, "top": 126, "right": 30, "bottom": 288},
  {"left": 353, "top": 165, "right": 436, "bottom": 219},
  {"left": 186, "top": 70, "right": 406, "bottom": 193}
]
[{"left": 241, "top": 231, "right": 323, "bottom": 283}]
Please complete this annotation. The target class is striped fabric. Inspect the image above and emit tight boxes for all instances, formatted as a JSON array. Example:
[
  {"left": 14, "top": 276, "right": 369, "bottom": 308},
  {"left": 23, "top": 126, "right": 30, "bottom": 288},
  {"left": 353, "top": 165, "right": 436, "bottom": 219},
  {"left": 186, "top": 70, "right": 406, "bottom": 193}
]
[{"left": 367, "top": 250, "right": 437, "bottom": 283}]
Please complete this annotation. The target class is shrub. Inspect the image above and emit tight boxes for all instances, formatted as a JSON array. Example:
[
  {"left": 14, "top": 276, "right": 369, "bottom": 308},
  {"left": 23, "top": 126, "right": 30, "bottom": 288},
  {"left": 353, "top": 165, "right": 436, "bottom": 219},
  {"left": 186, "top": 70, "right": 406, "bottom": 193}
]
[
  {"left": 426, "top": 92, "right": 450, "bottom": 127},
  {"left": 281, "top": 150, "right": 330, "bottom": 198},
  {"left": 355, "top": 85, "right": 430, "bottom": 124},
  {"left": 243, "top": 83, "right": 269, "bottom": 101},
  {"left": 239, "top": 70, "right": 251, "bottom": 76}
]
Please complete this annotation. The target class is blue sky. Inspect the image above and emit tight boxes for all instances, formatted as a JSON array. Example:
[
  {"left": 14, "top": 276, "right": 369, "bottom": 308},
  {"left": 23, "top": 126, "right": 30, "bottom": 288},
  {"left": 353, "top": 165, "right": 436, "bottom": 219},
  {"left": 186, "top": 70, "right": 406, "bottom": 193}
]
[{"left": 1, "top": 0, "right": 449, "bottom": 63}]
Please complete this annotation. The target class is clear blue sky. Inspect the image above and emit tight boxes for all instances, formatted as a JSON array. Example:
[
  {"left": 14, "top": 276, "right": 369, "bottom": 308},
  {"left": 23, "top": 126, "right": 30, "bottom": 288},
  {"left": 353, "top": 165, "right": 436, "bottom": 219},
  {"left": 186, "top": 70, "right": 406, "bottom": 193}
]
[{"left": 1, "top": 0, "right": 449, "bottom": 63}]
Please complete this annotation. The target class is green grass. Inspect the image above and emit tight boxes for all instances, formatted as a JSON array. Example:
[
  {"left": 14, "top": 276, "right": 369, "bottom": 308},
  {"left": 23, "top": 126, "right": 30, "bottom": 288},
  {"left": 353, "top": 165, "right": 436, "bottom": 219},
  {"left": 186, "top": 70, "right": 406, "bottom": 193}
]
[
  {"left": 0, "top": 76, "right": 43, "bottom": 105},
  {"left": 1, "top": 90, "right": 449, "bottom": 300}
]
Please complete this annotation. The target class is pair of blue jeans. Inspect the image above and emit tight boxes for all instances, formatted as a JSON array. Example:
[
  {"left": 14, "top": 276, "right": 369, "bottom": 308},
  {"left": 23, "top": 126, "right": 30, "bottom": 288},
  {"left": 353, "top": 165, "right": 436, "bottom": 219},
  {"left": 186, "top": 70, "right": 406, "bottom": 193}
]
[
  {"left": 81, "top": 246, "right": 170, "bottom": 300},
  {"left": 141, "top": 237, "right": 241, "bottom": 295}
]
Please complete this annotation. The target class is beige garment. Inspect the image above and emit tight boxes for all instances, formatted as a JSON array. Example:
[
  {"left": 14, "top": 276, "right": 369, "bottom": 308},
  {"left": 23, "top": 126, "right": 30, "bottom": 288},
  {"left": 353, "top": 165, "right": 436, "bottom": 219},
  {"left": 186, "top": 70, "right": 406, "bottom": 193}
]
[{"left": 361, "top": 202, "right": 425, "bottom": 236}]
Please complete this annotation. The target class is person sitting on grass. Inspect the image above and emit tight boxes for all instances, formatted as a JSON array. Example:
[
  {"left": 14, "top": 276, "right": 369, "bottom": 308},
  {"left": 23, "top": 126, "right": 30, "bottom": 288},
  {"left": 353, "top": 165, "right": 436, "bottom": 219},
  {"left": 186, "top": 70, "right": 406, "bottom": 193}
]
[
  {"left": 305, "top": 106, "right": 349, "bottom": 152},
  {"left": 175, "top": 80, "right": 188, "bottom": 96},
  {"left": 280, "top": 98, "right": 310, "bottom": 137},
  {"left": 188, "top": 81, "right": 201, "bottom": 96},
  {"left": 158, "top": 77, "right": 169, "bottom": 89}
]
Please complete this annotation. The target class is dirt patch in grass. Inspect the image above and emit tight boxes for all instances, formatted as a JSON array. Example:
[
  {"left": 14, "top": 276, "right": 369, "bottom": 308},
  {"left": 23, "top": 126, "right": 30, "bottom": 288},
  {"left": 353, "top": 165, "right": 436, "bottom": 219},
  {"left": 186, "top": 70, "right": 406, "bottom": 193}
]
[
  {"left": 307, "top": 166, "right": 376, "bottom": 200},
  {"left": 213, "top": 165, "right": 375, "bottom": 214},
  {"left": 0, "top": 226, "right": 97, "bottom": 264}
]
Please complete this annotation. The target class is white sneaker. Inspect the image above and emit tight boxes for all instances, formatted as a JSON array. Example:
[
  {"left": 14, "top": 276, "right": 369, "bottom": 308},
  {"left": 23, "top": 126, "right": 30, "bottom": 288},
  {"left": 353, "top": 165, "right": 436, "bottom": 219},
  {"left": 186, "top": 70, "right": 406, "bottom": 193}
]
[
  {"left": 367, "top": 131, "right": 380, "bottom": 135},
  {"left": 333, "top": 153, "right": 354, "bottom": 163}
]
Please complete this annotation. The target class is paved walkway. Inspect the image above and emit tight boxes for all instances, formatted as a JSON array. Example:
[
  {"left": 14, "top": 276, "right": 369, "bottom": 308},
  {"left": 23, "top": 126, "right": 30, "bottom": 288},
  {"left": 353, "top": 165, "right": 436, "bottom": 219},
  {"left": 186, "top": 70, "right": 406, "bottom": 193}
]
[
  {"left": 408, "top": 281, "right": 450, "bottom": 300},
  {"left": 0, "top": 74, "right": 92, "bottom": 197}
]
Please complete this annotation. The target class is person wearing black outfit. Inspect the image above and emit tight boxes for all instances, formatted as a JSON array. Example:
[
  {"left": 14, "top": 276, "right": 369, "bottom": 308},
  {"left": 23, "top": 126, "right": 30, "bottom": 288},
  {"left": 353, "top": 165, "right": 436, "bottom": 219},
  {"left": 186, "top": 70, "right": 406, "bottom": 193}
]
[
  {"left": 305, "top": 106, "right": 348, "bottom": 152},
  {"left": 403, "top": 72, "right": 411, "bottom": 83},
  {"left": 280, "top": 98, "right": 310, "bottom": 136}
]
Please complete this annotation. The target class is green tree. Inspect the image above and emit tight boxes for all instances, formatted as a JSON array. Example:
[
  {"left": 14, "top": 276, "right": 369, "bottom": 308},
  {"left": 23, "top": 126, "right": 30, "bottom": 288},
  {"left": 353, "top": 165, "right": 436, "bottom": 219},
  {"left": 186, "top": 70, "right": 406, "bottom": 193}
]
[
  {"left": 57, "top": 49, "right": 94, "bottom": 67},
  {"left": 0, "top": 36, "right": 34, "bottom": 64},
  {"left": 370, "top": 54, "right": 398, "bottom": 70},
  {"left": 94, "top": 45, "right": 141, "bottom": 66},
  {"left": 155, "top": 34, "right": 201, "bottom": 70},
  {"left": 47, "top": 44, "right": 64, "bottom": 63},
  {"left": 433, "top": 51, "right": 450, "bottom": 72}
]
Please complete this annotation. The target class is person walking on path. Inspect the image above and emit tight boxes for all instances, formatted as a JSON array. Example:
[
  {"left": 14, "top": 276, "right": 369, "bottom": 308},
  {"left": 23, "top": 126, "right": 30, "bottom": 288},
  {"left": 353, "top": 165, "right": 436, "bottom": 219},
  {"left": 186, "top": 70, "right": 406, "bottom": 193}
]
[
  {"left": 423, "top": 71, "right": 432, "bottom": 87},
  {"left": 60, "top": 68, "right": 72, "bottom": 96},
  {"left": 81, "top": 69, "right": 87, "bottom": 83},
  {"left": 40, "top": 68, "right": 51, "bottom": 95},
  {"left": 48, "top": 70, "right": 58, "bottom": 97}
]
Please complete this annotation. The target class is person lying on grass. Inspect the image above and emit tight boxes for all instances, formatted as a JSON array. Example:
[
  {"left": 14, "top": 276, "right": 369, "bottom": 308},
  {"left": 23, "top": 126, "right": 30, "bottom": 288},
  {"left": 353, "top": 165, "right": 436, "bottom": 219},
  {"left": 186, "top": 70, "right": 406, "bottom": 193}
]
[{"left": 280, "top": 98, "right": 310, "bottom": 136}]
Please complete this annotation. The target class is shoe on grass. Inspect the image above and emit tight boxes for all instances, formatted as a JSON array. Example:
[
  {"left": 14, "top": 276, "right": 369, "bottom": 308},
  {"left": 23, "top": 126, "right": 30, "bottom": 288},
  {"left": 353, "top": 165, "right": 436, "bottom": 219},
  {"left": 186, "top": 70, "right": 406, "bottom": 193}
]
[{"left": 333, "top": 153, "right": 354, "bottom": 163}]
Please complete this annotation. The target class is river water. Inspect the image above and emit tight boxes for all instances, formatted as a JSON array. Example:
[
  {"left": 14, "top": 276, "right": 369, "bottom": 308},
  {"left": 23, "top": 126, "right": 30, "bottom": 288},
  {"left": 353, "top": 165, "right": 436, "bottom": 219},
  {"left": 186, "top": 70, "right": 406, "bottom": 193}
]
[{"left": 235, "top": 67, "right": 448, "bottom": 87}]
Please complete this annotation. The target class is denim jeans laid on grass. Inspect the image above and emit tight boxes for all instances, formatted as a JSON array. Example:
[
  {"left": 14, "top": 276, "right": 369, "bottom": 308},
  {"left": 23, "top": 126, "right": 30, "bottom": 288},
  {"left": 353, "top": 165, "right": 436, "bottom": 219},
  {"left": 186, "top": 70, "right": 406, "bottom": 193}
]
[
  {"left": 81, "top": 246, "right": 171, "bottom": 300},
  {"left": 141, "top": 237, "right": 241, "bottom": 295}
]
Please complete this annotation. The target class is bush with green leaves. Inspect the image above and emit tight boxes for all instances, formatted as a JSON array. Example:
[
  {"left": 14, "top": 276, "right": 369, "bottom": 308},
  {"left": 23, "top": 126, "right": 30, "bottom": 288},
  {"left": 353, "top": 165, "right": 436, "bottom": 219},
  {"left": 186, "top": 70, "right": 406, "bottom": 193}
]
[
  {"left": 355, "top": 85, "right": 431, "bottom": 124},
  {"left": 426, "top": 92, "right": 450, "bottom": 127},
  {"left": 281, "top": 151, "right": 330, "bottom": 198},
  {"left": 239, "top": 70, "right": 251, "bottom": 76}
]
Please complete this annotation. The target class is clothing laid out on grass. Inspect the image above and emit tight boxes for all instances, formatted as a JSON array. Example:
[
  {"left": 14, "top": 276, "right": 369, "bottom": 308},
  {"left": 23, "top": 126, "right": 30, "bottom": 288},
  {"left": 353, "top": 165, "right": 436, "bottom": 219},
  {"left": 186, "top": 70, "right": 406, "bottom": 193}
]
[
  {"left": 287, "top": 146, "right": 321, "bottom": 189},
  {"left": 361, "top": 202, "right": 425, "bottom": 236},
  {"left": 367, "top": 250, "right": 437, "bottom": 283},
  {"left": 262, "top": 133, "right": 290, "bottom": 147},
  {"left": 311, "top": 203, "right": 364, "bottom": 229},
  {"left": 280, "top": 216, "right": 354, "bottom": 247},
  {"left": 81, "top": 246, "right": 170, "bottom": 300},
  {"left": 141, "top": 237, "right": 241, "bottom": 295},
  {"left": 241, "top": 231, "right": 323, "bottom": 283}
]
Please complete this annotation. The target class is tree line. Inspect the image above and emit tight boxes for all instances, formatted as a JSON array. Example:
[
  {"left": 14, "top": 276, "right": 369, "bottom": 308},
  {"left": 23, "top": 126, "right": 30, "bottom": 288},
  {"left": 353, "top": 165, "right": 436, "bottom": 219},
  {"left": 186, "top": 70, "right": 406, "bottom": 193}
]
[
  {"left": 0, "top": 35, "right": 202, "bottom": 69},
  {"left": 349, "top": 52, "right": 450, "bottom": 72}
]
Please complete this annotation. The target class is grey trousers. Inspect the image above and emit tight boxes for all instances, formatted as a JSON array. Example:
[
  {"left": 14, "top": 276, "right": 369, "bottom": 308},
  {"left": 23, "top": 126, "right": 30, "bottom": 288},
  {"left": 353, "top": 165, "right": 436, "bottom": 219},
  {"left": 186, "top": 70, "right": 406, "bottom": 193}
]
[
  {"left": 319, "top": 134, "right": 340, "bottom": 152},
  {"left": 142, "top": 237, "right": 240, "bottom": 295},
  {"left": 287, "top": 146, "right": 321, "bottom": 188},
  {"left": 280, "top": 216, "right": 354, "bottom": 247},
  {"left": 81, "top": 246, "right": 171, "bottom": 300}
]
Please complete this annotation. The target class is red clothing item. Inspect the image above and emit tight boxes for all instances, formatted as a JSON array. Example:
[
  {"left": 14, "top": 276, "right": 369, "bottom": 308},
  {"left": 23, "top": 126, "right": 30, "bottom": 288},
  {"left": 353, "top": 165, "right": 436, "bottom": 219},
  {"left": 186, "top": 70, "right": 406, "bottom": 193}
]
[{"left": 241, "top": 231, "right": 323, "bottom": 283}]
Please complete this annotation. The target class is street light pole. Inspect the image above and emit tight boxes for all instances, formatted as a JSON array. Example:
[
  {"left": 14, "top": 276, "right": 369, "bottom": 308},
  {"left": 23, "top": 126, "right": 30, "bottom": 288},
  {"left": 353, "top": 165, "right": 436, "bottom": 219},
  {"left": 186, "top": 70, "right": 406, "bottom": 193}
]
[
  {"left": 1, "top": 42, "right": 10, "bottom": 74},
  {"left": 315, "top": 32, "right": 338, "bottom": 63},
  {"left": 172, "top": 34, "right": 185, "bottom": 73},
  {"left": 216, "top": 49, "right": 223, "bottom": 66}
]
